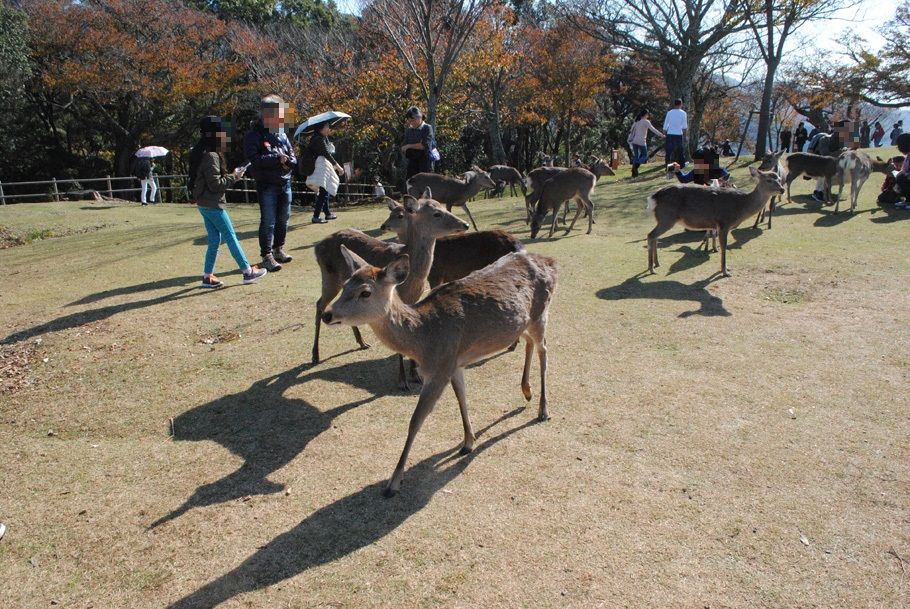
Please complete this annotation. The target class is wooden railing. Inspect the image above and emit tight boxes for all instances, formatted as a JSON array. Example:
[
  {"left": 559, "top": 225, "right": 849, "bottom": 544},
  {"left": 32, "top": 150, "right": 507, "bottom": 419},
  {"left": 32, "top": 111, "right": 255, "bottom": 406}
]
[{"left": 0, "top": 174, "right": 384, "bottom": 206}]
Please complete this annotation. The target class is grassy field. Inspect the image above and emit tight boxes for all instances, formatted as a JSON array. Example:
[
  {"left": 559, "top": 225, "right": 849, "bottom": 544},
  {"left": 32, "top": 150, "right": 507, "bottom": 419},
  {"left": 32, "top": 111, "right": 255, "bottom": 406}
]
[{"left": 1, "top": 155, "right": 908, "bottom": 609}]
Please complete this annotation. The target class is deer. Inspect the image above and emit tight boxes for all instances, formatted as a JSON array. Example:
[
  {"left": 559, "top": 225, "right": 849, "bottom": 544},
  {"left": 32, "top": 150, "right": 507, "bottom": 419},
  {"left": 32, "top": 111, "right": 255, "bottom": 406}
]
[
  {"left": 407, "top": 166, "right": 497, "bottom": 231},
  {"left": 322, "top": 247, "right": 557, "bottom": 496},
  {"left": 311, "top": 192, "right": 469, "bottom": 382},
  {"left": 784, "top": 152, "right": 842, "bottom": 206},
  {"left": 834, "top": 150, "right": 893, "bottom": 214},
  {"left": 750, "top": 150, "right": 788, "bottom": 229},
  {"left": 488, "top": 165, "right": 526, "bottom": 197},
  {"left": 646, "top": 167, "right": 785, "bottom": 277},
  {"left": 524, "top": 158, "right": 614, "bottom": 224},
  {"left": 529, "top": 167, "right": 597, "bottom": 239}
]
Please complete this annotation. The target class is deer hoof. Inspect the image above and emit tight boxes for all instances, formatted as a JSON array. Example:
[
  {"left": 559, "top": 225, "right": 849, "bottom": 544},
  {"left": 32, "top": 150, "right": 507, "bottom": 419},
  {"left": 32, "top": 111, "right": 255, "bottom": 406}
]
[
  {"left": 522, "top": 385, "right": 532, "bottom": 401},
  {"left": 358, "top": 343, "right": 371, "bottom": 350},
  {"left": 537, "top": 411, "right": 550, "bottom": 422},
  {"left": 459, "top": 445, "right": 473, "bottom": 456},
  {"left": 311, "top": 352, "right": 320, "bottom": 365}
]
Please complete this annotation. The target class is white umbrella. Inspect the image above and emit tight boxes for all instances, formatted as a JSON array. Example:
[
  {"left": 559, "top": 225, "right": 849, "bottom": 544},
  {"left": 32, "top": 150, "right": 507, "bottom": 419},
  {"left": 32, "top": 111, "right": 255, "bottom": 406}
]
[
  {"left": 135, "top": 146, "right": 169, "bottom": 158},
  {"left": 293, "top": 111, "right": 351, "bottom": 141}
]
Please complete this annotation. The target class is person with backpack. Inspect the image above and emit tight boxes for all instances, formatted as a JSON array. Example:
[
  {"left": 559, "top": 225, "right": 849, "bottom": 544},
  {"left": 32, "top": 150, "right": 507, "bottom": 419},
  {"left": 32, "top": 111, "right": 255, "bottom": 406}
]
[
  {"left": 242, "top": 94, "right": 297, "bottom": 273},
  {"left": 300, "top": 120, "right": 344, "bottom": 224},
  {"left": 132, "top": 155, "right": 157, "bottom": 205},
  {"left": 400, "top": 106, "right": 436, "bottom": 179},
  {"left": 189, "top": 115, "right": 267, "bottom": 288}
]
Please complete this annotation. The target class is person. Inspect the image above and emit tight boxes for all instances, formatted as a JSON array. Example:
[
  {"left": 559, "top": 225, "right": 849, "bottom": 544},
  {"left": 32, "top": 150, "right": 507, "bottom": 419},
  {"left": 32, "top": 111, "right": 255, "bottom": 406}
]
[
  {"left": 893, "top": 133, "right": 910, "bottom": 208},
  {"left": 873, "top": 121, "right": 885, "bottom": 147},
  {"left": 794, "top": 122, "right": 809, "bottom": 152},
  {"left": 670, "top": 147, "right": 730, "bottom": 186},
  {"left": 860, "top": 120, "right": 871, "bottom": 148},
  {"left": 188, "top": 116, "right": 267, "bottom": 288},
  {"left": 242, "top": 94, "right": 297, "bottom": 273},
  {"left": 663, "top": 99, "right": 688, "bottom": 166},
  {"left": 890, "top": 123, "right": 902, "bottom": 146},
  {"left": 627, "top": 109, "right": 664, "bottom": 177},
  {"left": 779, "top": 125, "right": 792, "bottom": 152},
  {"left": 132, "top": 155, "right": 157, "bottom": 205},
  {"left": 303, "top": 120, "right": 344, "bottom": 224},
  {"left": 373, "top": 178, "right": 386, "bottom": 200},
  {"left": 877, "top": 155, "right": 904, "bottom": 206},
  {"left": 401, "top": 106, "right": 435, "bottom": 179},
  {"left": 573, "top": 155, "right": 583, "bottom": 167},
  {"left": 721, "top": 139, "right": 734, "bottom": 156}
]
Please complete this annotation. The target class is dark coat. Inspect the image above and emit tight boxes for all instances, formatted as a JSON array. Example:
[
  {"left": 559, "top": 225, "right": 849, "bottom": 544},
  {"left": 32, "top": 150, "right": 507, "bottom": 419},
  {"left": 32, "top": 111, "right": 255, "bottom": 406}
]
[{"left": 242, "top": 120, "right": 297, "bottom": 185}]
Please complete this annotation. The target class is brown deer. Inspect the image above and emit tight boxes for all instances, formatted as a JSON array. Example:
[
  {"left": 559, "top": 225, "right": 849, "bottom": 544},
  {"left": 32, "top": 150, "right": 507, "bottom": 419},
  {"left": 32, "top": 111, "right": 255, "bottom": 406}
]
[
  {"left": 322, "top": 248, "right": 558, "bottom": 496},
  {"left": 488, "top": 165, "right": 526, "bottom": 197},
  {"left": 646, "top": 167, "right": 784, "bottom": 277},
  {"left": 834, "top": 150, "right": 892, "bottom": 214},
  {"left": 311, "top": 192, "right": 468, "bottom": 370},
  {"left": 753, "top": 150, "right": 787, "bottom": 229},
  {"left": 407, "top": 167, "right": 497, "bottom": 231},
  {"left": 784, "top": 152, "right": 841, "bottom": 205},
  {"left": 524, "top": 158, "right": 614, "bottom": 224},
  {"left": 529, "top": 167, "right": 597, "bottom": 239}
]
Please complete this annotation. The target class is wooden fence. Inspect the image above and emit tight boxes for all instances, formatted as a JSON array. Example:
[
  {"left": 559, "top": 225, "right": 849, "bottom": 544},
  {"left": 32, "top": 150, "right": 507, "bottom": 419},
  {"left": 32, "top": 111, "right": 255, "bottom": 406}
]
[{"left": 0, "top": 174, "right": 382, "bottom": 207}]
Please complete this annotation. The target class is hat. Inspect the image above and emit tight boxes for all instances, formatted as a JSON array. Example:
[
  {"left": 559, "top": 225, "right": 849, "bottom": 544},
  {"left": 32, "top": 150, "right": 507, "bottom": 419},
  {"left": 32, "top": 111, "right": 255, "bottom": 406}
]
[{"left": 200, "top": 115, "right": 223, "bottom": 134}]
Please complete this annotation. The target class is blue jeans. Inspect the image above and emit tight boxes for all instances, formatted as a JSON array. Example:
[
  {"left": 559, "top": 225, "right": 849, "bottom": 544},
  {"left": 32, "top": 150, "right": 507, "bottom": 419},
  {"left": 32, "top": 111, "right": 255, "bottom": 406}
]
[
  {"left": 313, "top": 188, "right": 331, "bottom": 218},
  {"left": 665, "top": 134, "right": 685, "bottom": 165},
  {"left": 257, "top": 181, "right": 292, "bottom": 257},
  {"left": 631, "top": 144, "right": 648, "bottom": 165},
  {"left": 198, "top": 207, "right": 250, "bottom": 275}
]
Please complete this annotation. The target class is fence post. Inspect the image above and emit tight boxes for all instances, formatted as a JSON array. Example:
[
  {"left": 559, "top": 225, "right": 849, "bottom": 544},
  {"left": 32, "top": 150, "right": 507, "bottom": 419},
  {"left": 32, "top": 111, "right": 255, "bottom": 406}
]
[
  {"left": 105, "top": 175, "right": 113, "bottom": 198},
  {"left": 154, "top": 176, "right": 161, "bottom": 203},
  {"left": 243, "top": 177, "right": 249, "bottom": 204},
  {"left": 0, "top": 180, "right": 5, "bottom": 205},
  {"left": 52, "top": 177, "right": 60, "bottom": 202}
]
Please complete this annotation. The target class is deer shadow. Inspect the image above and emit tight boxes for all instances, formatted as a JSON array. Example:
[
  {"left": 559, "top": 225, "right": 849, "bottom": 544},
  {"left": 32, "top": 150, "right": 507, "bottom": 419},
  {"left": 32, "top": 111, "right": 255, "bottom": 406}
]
[
  {"left": 596, "top": 275, "right": 730, "bottom": 318},
  {"left": 813, "top": 208, "right": 875, "bottom": 227},
  {"left": 165, "top": 408, "right": 535, "bottom": 609},
  {"left": 150, "top": 357, "right": 403, "bottom": 529},
  {"left": 2, "top": 287, "right": 213, "bottom": 345}
]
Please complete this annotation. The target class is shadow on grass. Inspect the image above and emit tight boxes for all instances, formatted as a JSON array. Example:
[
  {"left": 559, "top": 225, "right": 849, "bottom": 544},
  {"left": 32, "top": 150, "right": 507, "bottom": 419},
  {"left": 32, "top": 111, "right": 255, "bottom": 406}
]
[
  {"left": 79, "top": 206, "right": 117, "bottom": 210},
  {"left": 596, "top": 275, "right": 730, "bottom": 318},
  {"left": 166, "top": 408, "right": 534, "bottom": 609},
  {"left": 812, "top": 209, "right": 870, "bottom": 227},
  {"left": 150, "top": 356, "right": 411, "bottom": 529},
  {"left": 66, "top": 275, "right": 204, "bottom": 307},
  {"left": 2, "top": 287, "right": 213, "bottom": 345},
  {"left": 870, "top": 206, "right": 910, "bottom": 224}
]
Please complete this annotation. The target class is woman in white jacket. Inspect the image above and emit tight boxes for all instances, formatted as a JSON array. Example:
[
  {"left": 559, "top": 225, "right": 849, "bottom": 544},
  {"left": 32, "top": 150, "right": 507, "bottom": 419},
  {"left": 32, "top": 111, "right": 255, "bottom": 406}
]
[{"left": 304, "top": 122, "right": 344, "bottom": 224}]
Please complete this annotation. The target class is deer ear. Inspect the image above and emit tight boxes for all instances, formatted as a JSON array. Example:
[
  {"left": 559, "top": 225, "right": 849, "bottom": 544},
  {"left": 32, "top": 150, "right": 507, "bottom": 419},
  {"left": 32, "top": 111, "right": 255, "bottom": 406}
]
[
  {"left": 386, "top": 197, "right": 399, "bottom": 211},
  {"left": 380, "top": 254, "right": 410, "bottom": 285},
  {"left": 340, "top": 245, "right": 370, "bottom": 275},
  {"left": 403, "top": 195, "right": 420, "bottom": 213},
  {"left": 421, "top": 186, "right": 433, "bottom": 200},
  {"left": 749, "top": 166, "right": 759, "bottom": 177}
]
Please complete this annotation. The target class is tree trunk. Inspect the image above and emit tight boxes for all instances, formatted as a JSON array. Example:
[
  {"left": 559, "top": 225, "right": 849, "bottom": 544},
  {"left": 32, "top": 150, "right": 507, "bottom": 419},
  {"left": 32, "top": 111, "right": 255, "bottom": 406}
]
[
  {"left": 754, "top": 60, "right": 779, "bottom": 160},
  {"left": 488, "top": 94, "right": 507, "bottom": 164}
]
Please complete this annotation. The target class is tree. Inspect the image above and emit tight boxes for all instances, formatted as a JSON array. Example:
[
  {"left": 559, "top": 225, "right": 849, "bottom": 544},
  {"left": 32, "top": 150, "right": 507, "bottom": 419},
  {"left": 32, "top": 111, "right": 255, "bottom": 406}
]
[
  {"left": 364, "top": 0, "right": 494, "bottom": 129},
  {"left": 740, "top": 0, "right": 848, "bottom": 159},
  {"left": 0, "top": 5, "right": 30, "bottom": 98},
  {"left": 847, "top": 1, "right": 910, "bottom": 107}
]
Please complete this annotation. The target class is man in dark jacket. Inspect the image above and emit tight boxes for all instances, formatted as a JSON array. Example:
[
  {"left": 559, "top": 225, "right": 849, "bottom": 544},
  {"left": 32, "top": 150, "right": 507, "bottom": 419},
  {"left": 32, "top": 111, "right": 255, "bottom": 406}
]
[{"left": 242, "top": 94, "right": 297, "bottom": 272}]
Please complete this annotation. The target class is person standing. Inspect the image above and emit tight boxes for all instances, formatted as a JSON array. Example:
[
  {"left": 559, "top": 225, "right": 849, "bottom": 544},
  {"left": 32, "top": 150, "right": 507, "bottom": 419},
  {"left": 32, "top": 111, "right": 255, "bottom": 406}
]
[
  {"left": 873, "top": 121, "right": 885, "bottom": 147},
  {"left": 303, "top": 121, "right": 344, "bottom": 224},
  {"left": 859, "top": 120, "right": 871, "bottom": 148},
  {"left": 400, "top": 106, "right": 435, "bottom": 179},
  {"left": 627, "top": 109, "right": 664, "bottom": 177},
  {"left": 794, "top": 122, "right": 809, "bottom": 152},
  {"left": 188, "top": 116, "right": 267, "bottom": 288},
  {"left": 242, "top": 94, "right": 297, "bottom": 273},
  {"left": 779, "top": 125, "right": 792, "bottom": 152},
  {"left": 662, "top": 99, "right": 688, "bottom": 167},
  {"left": 890, "top": 123, "right": 902, "bottom": 145},
  {"left": 133, "top": 155, "right": 157, "bottom": 205}
]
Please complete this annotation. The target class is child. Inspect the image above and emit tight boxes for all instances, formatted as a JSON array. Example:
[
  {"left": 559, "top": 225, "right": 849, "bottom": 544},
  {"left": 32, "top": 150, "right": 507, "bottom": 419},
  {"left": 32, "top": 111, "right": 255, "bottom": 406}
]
[
  {"left": 188, "top": 115, "right": 267, "bottom": 288},
  {"left": 670, "top": 148, "right": 731, "bottom": 186},
  {"left": 877, "top": 155, "right": 904, "bottom": 206},
  {"left": 304, "top": 121, "right": 344, "bottom": 224}
]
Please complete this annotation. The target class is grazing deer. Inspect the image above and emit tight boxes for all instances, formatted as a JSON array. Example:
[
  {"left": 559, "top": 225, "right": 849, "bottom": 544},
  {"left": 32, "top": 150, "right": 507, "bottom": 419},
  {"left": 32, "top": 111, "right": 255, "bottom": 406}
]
[
  {"left": 322, "top": 248, "right": 557, "bottom": 496},
  {"left": 489, "top": 165, "right": 526, "bottom": 197},
  {"left": 524, "top": 159, "right": 613, "bottom": 224},
  {"left": 529, "top": 167, "right": 597, "bottom": 239},
  {"left": 646, "top": 167, "right": 784, "bottom": 277},
  {"left": 407, "top": 167, "right": 497, "bottom": 231},
  {"left": 784, "top": 152, "right": 841, "bottom": 205},
  {"left": 753, "top": 150, "right": 788, "bottom": 229},
  {"left": 311, "top": 192, "right": 468, "bottom": 370},
  {"left": 834, "top": 150, "right": 892, "bottom": 214}
]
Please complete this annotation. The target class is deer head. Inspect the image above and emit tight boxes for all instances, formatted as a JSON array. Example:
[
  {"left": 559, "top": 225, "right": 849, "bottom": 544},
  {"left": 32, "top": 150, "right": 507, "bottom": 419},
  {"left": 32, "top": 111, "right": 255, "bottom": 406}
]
[{"left": 323, "top": 248, "right": 410, "bottom": 327}]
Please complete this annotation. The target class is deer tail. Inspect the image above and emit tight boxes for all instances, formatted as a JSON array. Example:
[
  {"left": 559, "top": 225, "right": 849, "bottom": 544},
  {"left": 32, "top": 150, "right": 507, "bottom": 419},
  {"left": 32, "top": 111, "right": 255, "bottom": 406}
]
[{"left": 646, "top": 193, "right": 658, "bottom": 215}]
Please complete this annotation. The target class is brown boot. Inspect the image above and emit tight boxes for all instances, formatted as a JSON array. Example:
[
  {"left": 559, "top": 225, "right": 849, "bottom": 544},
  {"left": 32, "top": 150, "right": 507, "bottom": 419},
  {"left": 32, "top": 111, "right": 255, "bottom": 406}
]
[
  {"left": 261, "top": 253, "right": 282, "bottom": 272},
  {"left": 272, "top": 247, "right": 293, "bottom": 263}
]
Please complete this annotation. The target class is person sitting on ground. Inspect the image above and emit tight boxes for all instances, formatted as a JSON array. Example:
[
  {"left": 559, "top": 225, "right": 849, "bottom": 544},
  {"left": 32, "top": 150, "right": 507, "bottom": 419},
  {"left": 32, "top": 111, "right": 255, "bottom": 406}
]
[
  {"left": 188, "top": 115, "right": 267, "bottom": 288},
  {"left": 892, "top": 133, "right": 910, "bottom": 209},
  {"left": 877, "top": 155, "right": 905, "bottom": 207},
  {"left": 670, "top": 147, "right": 730, "bottom": 186}
]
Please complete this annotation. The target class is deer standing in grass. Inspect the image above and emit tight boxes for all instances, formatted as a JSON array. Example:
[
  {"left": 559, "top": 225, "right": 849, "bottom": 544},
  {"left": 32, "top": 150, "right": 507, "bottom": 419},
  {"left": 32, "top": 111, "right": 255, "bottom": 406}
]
[
  {"left": 407, "top": 167, "right": 497, "bottom": 231},
  {"left": 529, "top": 167, "right": 597, "bottom": 239},
  {"left": 835, "top": 150, "right": 892, "bottom": 214},
  {"left": 311, "top": 192, "right": 468, "bottom": 377},
  {"left": 524, "top": 158, "right": 614, "bottom": 224},
  {"left": 753, "top": 150, "right": 787, "bottom": 229},
  {"left": 784, "top": 152, "right": 841, "bottom": 205},
  {"left": 489, "top": 165, "right": 526, "bottom": 197},
  {"left": 647, "top": 167, "right": 784, "bottom": 277},
  {"left": 322, "top": 248, "right": 557, "bottom": 496}
]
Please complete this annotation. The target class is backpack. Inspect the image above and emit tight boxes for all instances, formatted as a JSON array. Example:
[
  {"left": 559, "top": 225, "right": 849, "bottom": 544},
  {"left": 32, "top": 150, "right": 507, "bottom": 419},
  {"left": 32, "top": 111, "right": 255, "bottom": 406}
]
[{"left": 298, "top": 144, "right": 316, "bottom": 178}]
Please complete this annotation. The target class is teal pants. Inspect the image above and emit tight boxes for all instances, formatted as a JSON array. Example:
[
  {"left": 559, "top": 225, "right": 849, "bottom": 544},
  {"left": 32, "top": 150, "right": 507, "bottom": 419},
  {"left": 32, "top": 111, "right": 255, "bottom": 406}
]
[{"left": 198, "top": 207, "right": 250, "bottom": 275}]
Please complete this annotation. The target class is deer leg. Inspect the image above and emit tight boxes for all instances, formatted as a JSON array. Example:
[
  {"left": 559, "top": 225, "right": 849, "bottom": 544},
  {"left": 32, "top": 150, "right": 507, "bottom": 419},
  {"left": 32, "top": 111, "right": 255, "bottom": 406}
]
[
  {"left": 565, "top": 202, "right": 585, "bottom": 236},
  {"left": 383, "top": 374, "right": 449, "bottom": 497},
  {"left": 312, "top": 277, "right": 342, "bottom": 363},
  {"left": 410, "top": 359, "right": 422, "bottom": 384},
  {"left": 527, "top": 322, "right": 549, "bottom": 422},
  {"left": 853, "top": 176, "right": 866, "bottom": 213},
  {"left": 462, "top": 203, "right": 479, "bottom": 231},
  {"left": 647, "top": 218, "right": 675, "bottom": 273},
  {"left": 561, "top": 200, "right": 570, "bottom": 224},
  {"left": 450, "top": 367, "right": 475, "bottom": 455},
  {"left": 525, "top": 192, "right": 538, "bottom": 224},
  {"left": 768, "top": 196, "right": 776, "bottom": 229},
  {"left": 352, "top": 327, "right": 370, "bottom": 350},
  {"left": 719, "top": 228, "right": 731, "bottom": 277},
  {"left": 520, "top": 336, "right": 533, "bottom": 401},
  {"left": 397, "top": 354, "right": 411, "bottom": 391},
  {"left": 312, "top": 297, "right": 324, "bottom": 364},
  {"left": 584, "top": 196, "right": 595, "bottom": 234},
  {"left": 786, "top": 174, "right": 795, "bottom": 204}
]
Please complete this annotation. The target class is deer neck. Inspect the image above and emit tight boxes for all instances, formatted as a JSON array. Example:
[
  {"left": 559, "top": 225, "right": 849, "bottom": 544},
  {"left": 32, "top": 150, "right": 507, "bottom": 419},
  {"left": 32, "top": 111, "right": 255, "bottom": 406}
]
[
  {"left": 369, "top": 292, "right": 427, "bottom": 361},
  {"left": 397, "top": 224, "right": 436, "bottom": 304},
  {"left": 743, "top": 184, "right": 775, "bottom": 216},
  {"left": 464, "top": 176, "right": 484, "bottom": 199}
]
